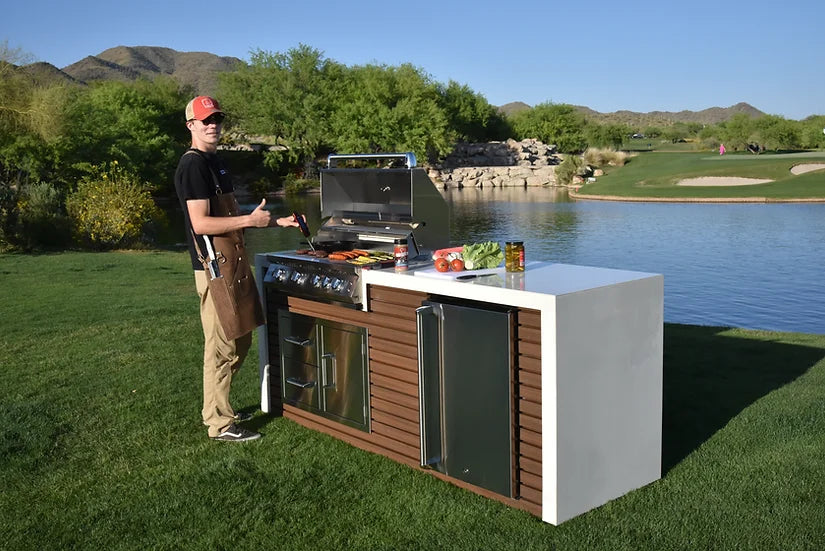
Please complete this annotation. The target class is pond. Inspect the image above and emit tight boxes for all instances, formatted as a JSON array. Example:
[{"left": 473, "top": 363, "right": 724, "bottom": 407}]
[{"left": 169, "top": 188, "right": 825, "bottom": 335}]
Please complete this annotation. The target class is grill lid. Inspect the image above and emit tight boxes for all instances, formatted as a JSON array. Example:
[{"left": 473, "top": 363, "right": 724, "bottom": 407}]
[{"left": 318, "top": 153, "right": 449, "bottom": 253}]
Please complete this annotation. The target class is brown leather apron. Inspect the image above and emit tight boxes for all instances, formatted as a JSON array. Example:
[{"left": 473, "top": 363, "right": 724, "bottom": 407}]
[{"left": 202, "top": 192, "right": 265, "bottom": 340}]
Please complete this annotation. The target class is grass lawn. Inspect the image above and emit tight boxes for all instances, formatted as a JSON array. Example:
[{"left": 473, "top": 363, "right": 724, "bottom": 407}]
[
  {"left": 2, "top": 251, "right": 825, "bottom": 550},
  {"left": 577, "top": 151, "right": 825, "bottom": 200}
]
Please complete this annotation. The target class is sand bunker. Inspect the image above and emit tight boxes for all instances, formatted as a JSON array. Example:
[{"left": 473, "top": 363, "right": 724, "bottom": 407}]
[
  {"left": 677, "top": 177, "right": 773, "bottom": 187},
  {"left": 790, "top": 163, "right": 825, "bottom": 175}
]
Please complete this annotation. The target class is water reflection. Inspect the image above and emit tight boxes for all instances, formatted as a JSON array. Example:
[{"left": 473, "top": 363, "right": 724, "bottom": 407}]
[{"left": 165, "top": 188, "right": 825, "bottom": 335}]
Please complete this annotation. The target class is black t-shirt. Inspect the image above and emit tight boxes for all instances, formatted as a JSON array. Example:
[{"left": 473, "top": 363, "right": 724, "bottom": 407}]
[{"left": 174, "top": 148, "right": 234, "bottom": 270}]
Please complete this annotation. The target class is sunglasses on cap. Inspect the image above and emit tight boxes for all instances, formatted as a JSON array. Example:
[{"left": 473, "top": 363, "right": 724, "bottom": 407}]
[{"left": 200, "top": 113, "right": 225, "bottom": 125}]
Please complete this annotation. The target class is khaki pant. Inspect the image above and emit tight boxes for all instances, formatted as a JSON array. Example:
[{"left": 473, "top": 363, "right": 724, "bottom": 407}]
[{"left": 195, "top": 271, "right": 252, "bottom": 437}]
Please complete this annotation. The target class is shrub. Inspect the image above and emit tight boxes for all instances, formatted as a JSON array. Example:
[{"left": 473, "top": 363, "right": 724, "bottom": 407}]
[
  {"left": 282, "top": 174, "right": 319, "bottom": 195},
  {"left": 555, "top": 155, "right": 583, "bottom": 186},
  {"left": 583, "top": 147, "right": 629, "bottom": 168},
  {"left": 17, "top": 182, "right": 71, "bottom": 250},
  {"left": 65, "top": 161, "right": 165, "bottom": 250},
  {"left": 248, "top": 177, "right": 277, "bottom": 197},
  {"left": 0, "top": 182, "right": 20, "bottom": 250}
]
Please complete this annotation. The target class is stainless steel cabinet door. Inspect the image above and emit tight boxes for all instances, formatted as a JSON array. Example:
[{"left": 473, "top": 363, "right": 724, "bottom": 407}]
[{"left": 319, "top": 320, "right": 368, "bottom": 429}]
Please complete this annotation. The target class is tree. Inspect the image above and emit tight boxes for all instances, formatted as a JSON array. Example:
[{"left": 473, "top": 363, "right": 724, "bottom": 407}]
[
  {"left": 510, "top": 102, "right": 587, "bottom": 153},
  {"left": 0, "top": 42, "right": 69, "bottom": 187},
  {"left": 586, "top": 123, "right": 632, "bottom": 149},
  {"left": 218, "top": 44, "right": 345, "bottom": 170},
  {"left": 438, "top": 81, "right": 511, "bottom": 142},
  {"left": 799, "top": 116, "right": 825, "bottom": 149},
  {"left": 0, "top": 42, "right": 72, "bottom": 248},
  {"left": 62, "top": 78, "right": 190, "bottom": 193},
  {"left": 753, "top": 115, "right": 801, "bottom": 151},
  {"left": 642, "top": 126, "right": 663, "bottom": 138},
  {"left": 662, "top": 122, "right": 690, "bottom": 143},
  {"left": 328, "top": 63, "right": 454, "bottom": 163},
  {"left": 718, "top": 113, "right": 755, "bottom": 151}
]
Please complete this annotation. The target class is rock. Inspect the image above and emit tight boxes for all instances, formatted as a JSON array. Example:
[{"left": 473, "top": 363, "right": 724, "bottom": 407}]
[{"left": 432, "top": 139, "right": 564, "bottom": 188}]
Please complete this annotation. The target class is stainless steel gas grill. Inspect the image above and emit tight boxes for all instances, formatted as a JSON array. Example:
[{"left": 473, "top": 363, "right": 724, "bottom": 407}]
[
  {"left": 258, "top": 152, "right": 449, "bottom": 308},
  {"left": 256, "top": 153, "right": 450, "bottom": 429}
]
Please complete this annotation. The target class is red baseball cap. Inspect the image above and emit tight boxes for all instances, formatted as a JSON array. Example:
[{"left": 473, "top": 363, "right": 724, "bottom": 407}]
[{"left": 185, "top": 96, "right": 224, "bottom": 121}]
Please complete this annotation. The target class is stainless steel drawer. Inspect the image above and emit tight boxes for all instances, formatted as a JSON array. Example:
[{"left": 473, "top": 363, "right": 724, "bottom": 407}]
[
  {"left": 278, "top": 310, "right": 317, "bottom": 366},
  {"left": 282, "top": 358, "right": 319, "bottom": 410}
]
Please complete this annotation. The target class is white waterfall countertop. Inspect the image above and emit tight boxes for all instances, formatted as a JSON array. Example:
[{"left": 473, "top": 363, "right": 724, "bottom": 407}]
[{"left": 360, "top": 260, "right": 662, "bottom": 310}]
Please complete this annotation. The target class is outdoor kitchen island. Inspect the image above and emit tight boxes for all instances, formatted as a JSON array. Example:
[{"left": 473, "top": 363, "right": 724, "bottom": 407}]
[
  {"left": 259, "top": 256, "right": 663, "bottom": 526},
  {"left": 361, "top": 261, "right": 663, "bottom": 525},
  {"left": 256, "top": 149, "right": 660, "bottom": 525}
]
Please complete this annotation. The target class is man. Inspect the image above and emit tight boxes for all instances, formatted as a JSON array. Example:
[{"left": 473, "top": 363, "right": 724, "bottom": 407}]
[{"left": 175, "top": 95, "right": 300, "bottom": 442}]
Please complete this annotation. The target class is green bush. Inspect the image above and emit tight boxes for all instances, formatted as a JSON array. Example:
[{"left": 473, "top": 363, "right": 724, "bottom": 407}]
[
  {"left": 282, "top": 174, "right": 319, "bottom": 195},
  {"left": 18, "top": 182, "right": 71, "bottom": 250},
  {"left": 0, "top": 183, "right": 20, "bottom": 250},
  {"left": 555, "top": 155, "right": 584, "bottom": 186},
  {"left": 0, "top": 181, "right": 70, "bottom": 251},
  {"left": 65, "top": 161, "right": 165, "bottom": 250}
]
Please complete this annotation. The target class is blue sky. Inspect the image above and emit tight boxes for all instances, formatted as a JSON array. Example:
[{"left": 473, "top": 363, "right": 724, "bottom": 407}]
[{"left": 4, "top": 0, "right": 823, "bottom": 119}]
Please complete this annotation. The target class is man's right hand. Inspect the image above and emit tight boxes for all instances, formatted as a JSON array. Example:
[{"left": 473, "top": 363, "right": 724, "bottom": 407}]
[{"left": 248, "top": 199, "right": 271, "bottom": 228}]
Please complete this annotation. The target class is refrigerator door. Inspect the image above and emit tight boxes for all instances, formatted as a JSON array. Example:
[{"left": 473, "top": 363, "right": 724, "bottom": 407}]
[{"left": 418, "top": 300, "right": 514, "bottom": 498}]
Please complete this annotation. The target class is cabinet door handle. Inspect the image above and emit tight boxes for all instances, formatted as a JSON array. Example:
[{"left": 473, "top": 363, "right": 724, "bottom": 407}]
[
  {"left": 286, "top": 377, "right": 315, "bottom": 389},
  {"left": 416, "top": 304, "right": 441, "bottom": 467},
  {"left": 321, "top": 353, "right": 336, "bottom": 389},
  {"left": 284, "top": 336, "right": 312, "bottom": 347}
]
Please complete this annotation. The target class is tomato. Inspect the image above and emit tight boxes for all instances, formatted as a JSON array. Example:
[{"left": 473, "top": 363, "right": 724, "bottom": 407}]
[
  {"left": 434, "top": 258, "right": 450, "bottom": 272},
  {"left": 450, "top": 258, "right": 465, "bottom": 272}
]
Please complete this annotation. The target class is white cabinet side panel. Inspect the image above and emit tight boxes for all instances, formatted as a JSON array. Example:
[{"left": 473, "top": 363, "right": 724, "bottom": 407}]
[{"left": 554, "top": 276, "right": 663, "bottom": 523}]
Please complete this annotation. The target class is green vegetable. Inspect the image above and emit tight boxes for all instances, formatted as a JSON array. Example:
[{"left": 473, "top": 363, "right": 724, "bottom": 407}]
[{"left": 462, "top": 241, "right": 504, "bottom": 270}]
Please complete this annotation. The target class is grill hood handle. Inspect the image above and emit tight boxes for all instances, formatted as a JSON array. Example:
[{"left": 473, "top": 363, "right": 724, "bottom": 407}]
[{"left": 327, "top": 152, "right": 416, "bottom": 169}]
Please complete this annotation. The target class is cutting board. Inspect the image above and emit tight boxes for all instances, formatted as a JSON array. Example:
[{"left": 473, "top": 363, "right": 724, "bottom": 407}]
[{"left": 413, "top": 265, "right": 505, "bottom": 280}]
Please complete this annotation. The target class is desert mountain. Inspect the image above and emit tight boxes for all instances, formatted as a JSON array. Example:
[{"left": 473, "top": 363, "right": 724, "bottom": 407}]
[
  {"left": 59, "top": 46, "right": 244, "bottom": 95},
  {"left": 503, "top": 101, "right": 765, "bottom": 126},
  {"left": 26, "top": 46, "right": 766, "bottom": 124},
  {"left": 498, "top": 102, "right": 532, "bottom": 117},
  {"left": 20, "top": 61, "right": 80, "bottom": 85},
  {"left": 572, "top": 102, "right": 765, "bottom": 126}
]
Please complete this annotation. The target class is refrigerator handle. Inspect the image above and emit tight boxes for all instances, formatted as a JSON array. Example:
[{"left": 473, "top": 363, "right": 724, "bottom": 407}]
[{"left": 416, "top": 305, "right": 441, "bottom": 467}]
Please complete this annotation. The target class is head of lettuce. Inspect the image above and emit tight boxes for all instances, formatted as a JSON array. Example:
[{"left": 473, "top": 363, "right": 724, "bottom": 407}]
[{"left": 462, "top": 241, "right": 504, "bottom": 270}]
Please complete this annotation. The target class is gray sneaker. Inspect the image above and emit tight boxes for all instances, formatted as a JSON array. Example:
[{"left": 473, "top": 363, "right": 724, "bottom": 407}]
[
  {"left": 211, "top": 424, "right": 261, "bottom": 442},
  {"left": 234, "top": 411, "right": 254, "bottom": 422}
]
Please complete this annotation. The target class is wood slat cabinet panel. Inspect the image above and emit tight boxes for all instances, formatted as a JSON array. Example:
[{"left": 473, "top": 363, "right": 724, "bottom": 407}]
[
  {"left": 279, "top": 286, "right": 543, "bottom": 518},
  {"left": 515, "top": 308, "right": 542, "bottom": 509}
]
